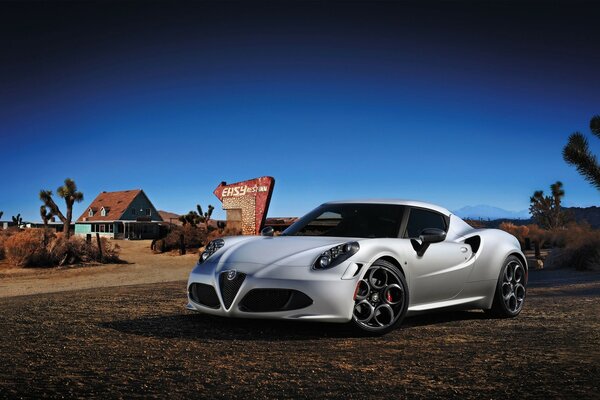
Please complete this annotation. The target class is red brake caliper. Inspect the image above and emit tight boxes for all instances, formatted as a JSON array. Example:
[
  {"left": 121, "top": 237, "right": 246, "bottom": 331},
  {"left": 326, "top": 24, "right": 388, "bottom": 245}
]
[
  {"left": 386, "top": 291, "right": 393, "bottom": 302},
  {"left": 353, "top": 282, "right": 361, "bottom": 300}
]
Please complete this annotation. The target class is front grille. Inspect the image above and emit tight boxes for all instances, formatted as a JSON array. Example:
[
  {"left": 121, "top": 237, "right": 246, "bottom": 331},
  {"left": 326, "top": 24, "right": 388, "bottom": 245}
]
[
  {"left": 219, "top": 272, "right": 246, "bottom": 309},
  {"left": 189, "top": 283, "right": 220, "bottom": 309},
  {"left": 239, "top": 289, "right": 313, "bottom": 312}
]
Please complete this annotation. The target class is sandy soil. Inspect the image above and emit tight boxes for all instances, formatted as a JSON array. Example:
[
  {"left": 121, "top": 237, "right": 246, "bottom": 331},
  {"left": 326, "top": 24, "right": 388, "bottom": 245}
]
[
  {"left": 0, "top": 266, "right": 598, "bottom": 399},
  {"left": 0, "top": 240, "right": 197, "bottom": 298}
]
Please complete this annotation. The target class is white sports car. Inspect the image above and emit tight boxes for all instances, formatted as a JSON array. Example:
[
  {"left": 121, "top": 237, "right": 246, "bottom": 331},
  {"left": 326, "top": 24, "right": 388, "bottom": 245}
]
[{"left": 187, "top": 200, "right": 527, "bottom": 334}]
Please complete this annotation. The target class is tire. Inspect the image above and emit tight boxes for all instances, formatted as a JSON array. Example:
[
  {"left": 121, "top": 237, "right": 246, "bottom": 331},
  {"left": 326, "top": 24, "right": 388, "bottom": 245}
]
[
  {"left": 350, "top": 259, "right": 409, "bottom": 335},
  {"left": 486, "top": 255, "right": 527, "bottom": 318}
]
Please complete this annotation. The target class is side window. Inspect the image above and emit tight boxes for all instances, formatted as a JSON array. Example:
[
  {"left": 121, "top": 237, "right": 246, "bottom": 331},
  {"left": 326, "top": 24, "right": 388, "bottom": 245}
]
[{"left": 405, "top": 208, "right": 446, "bottom": 238}]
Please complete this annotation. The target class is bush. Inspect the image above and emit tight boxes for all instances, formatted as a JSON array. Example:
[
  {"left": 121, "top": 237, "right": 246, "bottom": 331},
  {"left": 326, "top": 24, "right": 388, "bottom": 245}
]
[
  {"left": 2, "top": 228, "right": 121, "bottom": 267},
  {"left": 99, "top": 237, "right": 121, "bottom": 263},
  {"left": 0, "top": 230, "right": 16, "bottom": 260},
  {"left": 545, "top": 240, "right": 600, "bottom": 271},
  {"left": 4, "top": 229, "right": 52, "bottom": 267},
  {"left": 206, "top": 226, "right": 242, "bottom": 244},
  {"left": 153, "top": 225, "right": 243, "bottom": 254},
  {"left": 154, "top": 225, "right": 208, "bottom": 253},
  {"left": 549, "top": 222, "right": 600, "bottom": 248}
]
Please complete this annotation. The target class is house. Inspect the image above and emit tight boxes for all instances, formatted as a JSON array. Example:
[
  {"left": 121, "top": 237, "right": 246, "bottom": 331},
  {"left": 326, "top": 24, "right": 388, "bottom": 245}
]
[
  {"left": 75, "top": 189, "right": 163, "bottom": 239},
  {"left": 26, "top": 220, "right": 75, "bottom": 232}
]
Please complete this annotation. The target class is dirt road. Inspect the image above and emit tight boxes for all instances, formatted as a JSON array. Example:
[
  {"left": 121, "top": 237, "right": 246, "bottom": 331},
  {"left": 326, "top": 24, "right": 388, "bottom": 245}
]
[
  {"left": 0, "top": 240, "right": 196, "bottom": 298},
  {"left": 1, "top": 267, "right": 598, "bottom": 399}
]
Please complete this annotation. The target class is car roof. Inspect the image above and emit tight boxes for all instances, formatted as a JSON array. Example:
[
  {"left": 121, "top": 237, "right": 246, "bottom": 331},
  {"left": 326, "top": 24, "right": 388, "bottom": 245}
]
[{"left": 322, "top": 199, "right": 452, "bottom": 216}]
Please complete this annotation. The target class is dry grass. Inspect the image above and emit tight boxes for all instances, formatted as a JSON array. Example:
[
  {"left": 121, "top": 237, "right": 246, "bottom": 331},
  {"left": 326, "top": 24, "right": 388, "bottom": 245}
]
[
  {"left": 499, "top": 222, "right": 600, "bottom": 270},
  {"left": 154, "top": 225, "right": 242, "bottom": 254},
  {"left": 2, "top": 229, "right": 120, "bottom": 267}
]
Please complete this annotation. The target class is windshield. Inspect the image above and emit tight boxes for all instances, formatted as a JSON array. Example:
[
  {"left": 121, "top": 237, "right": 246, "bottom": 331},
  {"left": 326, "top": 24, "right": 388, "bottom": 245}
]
[{"left": 282, "top": 203, "right": 405, "bottom": 238}]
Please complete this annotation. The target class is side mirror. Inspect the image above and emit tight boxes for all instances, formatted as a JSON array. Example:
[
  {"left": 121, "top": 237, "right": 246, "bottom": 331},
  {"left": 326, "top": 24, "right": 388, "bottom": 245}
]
[
  {"left": 411, "top": 228, "right": 446, "bottom": 257},
  {"left": 261, "top": 226, "right": 274, "bottom": 237},
  {"left": 420, "top": 228, "right": 446, "bottom": 244}
]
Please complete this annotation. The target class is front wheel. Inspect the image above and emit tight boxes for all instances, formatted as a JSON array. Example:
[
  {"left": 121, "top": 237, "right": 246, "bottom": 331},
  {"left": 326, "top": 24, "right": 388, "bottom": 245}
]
[
  {"left": 351, "top": 260, "right": 409, "bottom": 335},
  {"left": 486, "top": 255, "right": 526, "bottom": 318}
]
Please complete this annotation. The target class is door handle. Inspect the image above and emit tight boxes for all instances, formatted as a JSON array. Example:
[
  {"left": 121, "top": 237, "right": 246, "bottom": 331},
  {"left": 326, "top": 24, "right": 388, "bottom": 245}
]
[{"left": 460, "top": 247, "right": 468, "bottom": 253}]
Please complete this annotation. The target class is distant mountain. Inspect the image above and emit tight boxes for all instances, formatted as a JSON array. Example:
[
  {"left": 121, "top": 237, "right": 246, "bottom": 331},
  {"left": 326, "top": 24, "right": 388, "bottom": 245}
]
[
  {"left": 462, "top": 206, "right": 600, "bottom": 229},
  {"left": 158, "top": 210, "right": 182, "bottom": 225},
  {"left": 453, "top": 205, "right": 530, "bottom": 220},
  {"left": 568, "top": 206, "right": 600, "bottom": 229}
]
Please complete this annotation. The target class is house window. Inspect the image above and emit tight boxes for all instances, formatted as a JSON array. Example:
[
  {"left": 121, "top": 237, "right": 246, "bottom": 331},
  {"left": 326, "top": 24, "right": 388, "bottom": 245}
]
[
  {"left": 88, "top": 209, "right": 94, "bottom": 217},
  {"left": 109, "top": 224, "right": 114, "bottom": 233},
  {"left": 101, "top": 208, "right": 107, "bottom": 217},
  {"left": 145, "top": 208, "right": 151, "bottom": 216},
  {"left": 100, "top": 224, "right": 105, "bottom": 233},
  {"left": 91, "top": 224, "right": 95, "bottom": 232},
  {"left": 131, "top": 208, "right": 136, "bottom": 215}
]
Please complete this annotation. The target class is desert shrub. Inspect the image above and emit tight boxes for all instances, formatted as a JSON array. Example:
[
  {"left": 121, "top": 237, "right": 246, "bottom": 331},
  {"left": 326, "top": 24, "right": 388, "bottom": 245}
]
[
  {"left": 154, "top": 225, "right": 243, "bottom": 254},
  {"left": 526, "top": 224, "right": 553, "bottom": 248},
  {"left": 206, "top": 226, "right": 242, "bottom": 243},
  {"left": 545, "top": 240, "right": 600, "bottom": 271},
  {"left": 548, "top": 222, "right": 600, "bottom": 248},
  {"left": 2, "top": 228, "right": 120, "bottom": 267},
  {"left": 99, "top": 237, "right": 121, "bottom": 263},
  {"left": 542, "top": 222, "right": 600, "bottom": 270},
  {"left": 47, "top": 234, "right": 119, "bottom": 265},
  {"left": 0, "top": 230, "right": 16, "bottom": 260},
  {"left": 4, "top": 229, "right": 53, "bottom": 267},
  {"left": 155, "top": 225, "right": 208, "bottom": 253},
  {"left": 567, "top": 240, "right": 600, "bottom": 270}
]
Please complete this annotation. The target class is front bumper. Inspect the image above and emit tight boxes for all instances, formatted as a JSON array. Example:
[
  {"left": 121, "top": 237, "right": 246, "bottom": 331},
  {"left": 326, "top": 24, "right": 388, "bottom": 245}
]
[{"left": 186, "top": 262, "right": 358, "bottom": 323}]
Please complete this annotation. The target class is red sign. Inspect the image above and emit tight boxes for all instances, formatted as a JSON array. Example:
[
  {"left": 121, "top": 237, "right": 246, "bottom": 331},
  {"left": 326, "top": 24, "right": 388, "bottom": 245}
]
[{"left": 213, "top": 176, "right": 275, "bottom": 235}]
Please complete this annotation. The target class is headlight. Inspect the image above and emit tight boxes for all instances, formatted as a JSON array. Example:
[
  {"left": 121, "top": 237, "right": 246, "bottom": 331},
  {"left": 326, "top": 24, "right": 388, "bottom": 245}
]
[
  {"left": 199, "top": 239, "right": 225, "bottom": 263},
  {"left": 313, "top": 241, "right": 359, "bottom": 270}
]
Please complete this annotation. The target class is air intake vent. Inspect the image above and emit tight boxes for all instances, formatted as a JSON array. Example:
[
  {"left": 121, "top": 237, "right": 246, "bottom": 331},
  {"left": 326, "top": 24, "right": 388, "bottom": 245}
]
[
  {"left": 464, "top": 235, "right": 481, "bottom": 253},
  {"left": 189, "top": 283, "right": 220, "bottom": 309},
  {"left": 219, "top": 272, "right": 246, "bottom": 309},
  {"left": 239, "top": 289, "right": 313, "bottom": 312}
]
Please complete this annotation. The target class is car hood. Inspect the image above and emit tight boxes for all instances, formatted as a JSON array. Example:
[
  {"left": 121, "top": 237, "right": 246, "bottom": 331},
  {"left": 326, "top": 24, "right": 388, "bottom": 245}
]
[{"left": 214, "top": 236, "right": 356, "bottom": 267}]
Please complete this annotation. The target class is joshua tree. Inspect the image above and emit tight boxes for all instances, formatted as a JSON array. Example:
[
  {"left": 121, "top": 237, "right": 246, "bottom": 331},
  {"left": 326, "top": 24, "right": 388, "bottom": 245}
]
[
  {"left": 529, "top": 181, "right": 568, "bottom": 230},
  {"left": 11, "top": 213, "right": 23, "bottom": 227},
  {"left": 179, "top": 211, "right": 201, "bottom": 227},
  {"left": 197, "top": 204, "right": 214, "bottom": 227},
  {"left": 40, "top": 205, "right": 53, "bottom": 228},
  {"left": 0, "top": 211, "right": 3, "bottom": 220},
  {"left": 563, "top": 115, "right": 600, "bottom": 191},
  {"left": 178, "top": 204, "right": 215, "bottom": 228},
  {"left": 40, "top": 178, "right": 84, "bottom": 238}
]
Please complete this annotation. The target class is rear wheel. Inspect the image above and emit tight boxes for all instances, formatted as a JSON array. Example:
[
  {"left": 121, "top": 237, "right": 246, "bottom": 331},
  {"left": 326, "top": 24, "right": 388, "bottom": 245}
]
[
  {"left": 486, "top": 255, "right": 526, "bottom": 318},
  {"left": 351, "top": 260, "right": 408, "bottom": 335}
]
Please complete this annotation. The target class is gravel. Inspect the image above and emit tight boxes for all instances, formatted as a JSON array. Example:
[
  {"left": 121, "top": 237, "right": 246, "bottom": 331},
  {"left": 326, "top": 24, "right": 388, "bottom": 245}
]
[{"left": 1, "top": 270, "right": 598, "bottom": 399}]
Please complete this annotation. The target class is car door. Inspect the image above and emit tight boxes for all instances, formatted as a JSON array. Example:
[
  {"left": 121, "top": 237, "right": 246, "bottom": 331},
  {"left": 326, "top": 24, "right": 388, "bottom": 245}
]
[{"left": 402, "top": 207, "right": 474, "bottom": 306}]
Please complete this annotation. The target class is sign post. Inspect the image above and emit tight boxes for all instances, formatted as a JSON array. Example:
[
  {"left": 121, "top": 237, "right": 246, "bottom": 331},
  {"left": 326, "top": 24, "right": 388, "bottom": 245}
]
[{"left": 213, "top": 176, "right": 275, "bottom": 235}]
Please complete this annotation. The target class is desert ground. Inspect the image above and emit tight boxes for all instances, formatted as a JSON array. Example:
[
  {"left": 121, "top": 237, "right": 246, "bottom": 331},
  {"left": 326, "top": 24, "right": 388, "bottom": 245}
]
[
  {"left": 0, "top": 240, "right": 599, "bottom": 399},
  {"left": 0, "top": 240, "right": 197, "bottom": 298}
]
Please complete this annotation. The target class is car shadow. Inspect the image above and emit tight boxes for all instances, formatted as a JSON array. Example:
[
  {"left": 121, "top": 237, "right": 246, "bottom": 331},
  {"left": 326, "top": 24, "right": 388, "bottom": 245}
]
[
  {"left": 403, "top": 310, "right": 488, "bottom": 328},
  {"left": 100, "top": 309, "right": 489, "bottom": 341}
]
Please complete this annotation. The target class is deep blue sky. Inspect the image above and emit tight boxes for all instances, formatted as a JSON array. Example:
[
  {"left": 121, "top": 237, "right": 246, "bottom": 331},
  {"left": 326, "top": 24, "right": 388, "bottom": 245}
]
[{"left": 1, "top": 1, "right": 599, "bottom": 222}]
